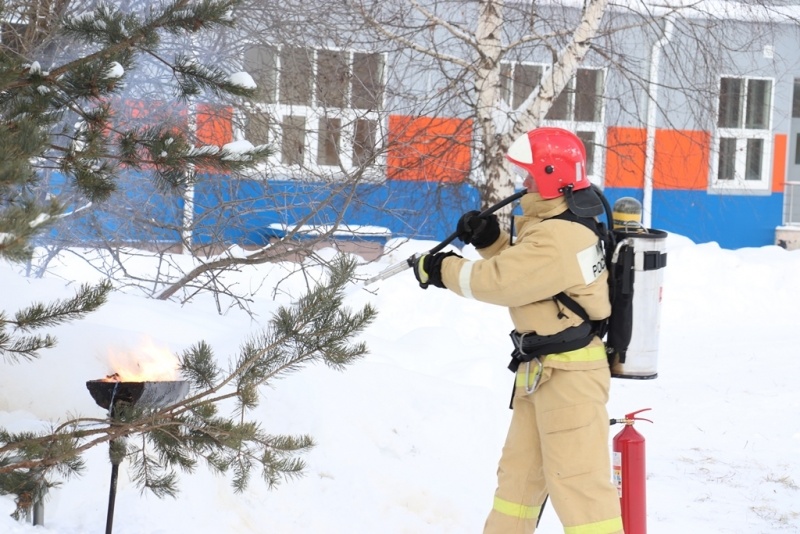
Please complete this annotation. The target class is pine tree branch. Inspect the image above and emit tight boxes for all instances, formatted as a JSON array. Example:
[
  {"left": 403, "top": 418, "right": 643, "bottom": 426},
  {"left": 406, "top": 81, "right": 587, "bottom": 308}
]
[
  {"left": 1, "top": 256, "right": 374, "bottom": 493},
  {"left": 10, "top": 282, "right": 112, "bottom": 332}
]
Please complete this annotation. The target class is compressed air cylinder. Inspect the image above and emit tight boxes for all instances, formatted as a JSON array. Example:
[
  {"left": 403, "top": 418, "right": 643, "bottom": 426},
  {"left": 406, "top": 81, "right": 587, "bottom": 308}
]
[
  {"left": 609, "top": 228, "right": 668, "bottom": 379},
  {"left": 612, "top": 197, "right": 644, "bottom": 231}
]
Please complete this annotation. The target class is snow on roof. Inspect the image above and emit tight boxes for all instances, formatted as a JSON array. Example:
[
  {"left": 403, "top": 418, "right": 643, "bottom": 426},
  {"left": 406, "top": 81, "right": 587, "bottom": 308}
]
[{"left": 514, "top": 0, "right": 800, "bottom": 22}]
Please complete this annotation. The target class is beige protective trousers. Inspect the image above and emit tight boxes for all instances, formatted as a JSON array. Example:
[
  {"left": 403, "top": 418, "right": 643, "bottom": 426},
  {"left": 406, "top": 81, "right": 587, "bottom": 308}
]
[{"left": 483, "top": 365, "right": 623, "bottom": 534}]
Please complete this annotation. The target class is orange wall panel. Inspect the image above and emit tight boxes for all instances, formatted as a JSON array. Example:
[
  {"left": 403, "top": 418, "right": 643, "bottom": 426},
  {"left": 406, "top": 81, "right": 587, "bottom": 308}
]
[
  {"left": 772, "top": 133, "right": 787, "bottom": 193},
  {"left": 113, "top": 98, "right": 188, "bottom": 170},
  {"left": 387, "top": 115, "right": 473, "bottom": 182},
  {"left": 118, "top": 98, "right": 188, "bottom": 131},
  {"left": 114, "top": 99, "right": 233, "bottom": 148},
  {"left": 653, "top": 129, "right": 709, "bottom": 190},
  {"left": 606, "top": 127, "right": 710, "bottom": 190},
  {"left": 605, "top": 127, "right": 646, "bottom": 188},
  {"left": 196, "top": 104, "right": 233, "bottom": 146}
]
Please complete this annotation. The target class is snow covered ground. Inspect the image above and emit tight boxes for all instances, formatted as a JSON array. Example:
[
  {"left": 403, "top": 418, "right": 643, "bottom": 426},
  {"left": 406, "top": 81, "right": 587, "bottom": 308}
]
[{"left": 1, "top": 232, "right": 799, "bottom": 533}]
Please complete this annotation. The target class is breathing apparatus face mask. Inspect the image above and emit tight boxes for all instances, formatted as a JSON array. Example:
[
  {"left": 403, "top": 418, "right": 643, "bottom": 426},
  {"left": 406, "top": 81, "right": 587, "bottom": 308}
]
[
  {"left": 511, "top": 164, "right": 527, "bottom": 189},
  {"left": 511, "top": 164, "right": 537, "bottom": 192}
]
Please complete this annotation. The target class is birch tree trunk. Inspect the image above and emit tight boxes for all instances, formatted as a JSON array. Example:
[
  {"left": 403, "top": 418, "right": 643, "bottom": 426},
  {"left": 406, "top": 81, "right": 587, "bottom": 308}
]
[
  {"left": 473, "top": 0, "right": 515, "bottom": 219},
  {"left": 345, "top": 0, "right": 610, "bottom": 220},
  {"left": 475, "top": 0, "right": 610, "bottom": 212}
]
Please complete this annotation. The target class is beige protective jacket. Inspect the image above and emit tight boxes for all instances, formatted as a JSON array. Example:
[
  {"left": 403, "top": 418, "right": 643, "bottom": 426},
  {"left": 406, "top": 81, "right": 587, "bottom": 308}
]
[{"left": 440, "top": 192, "right": 610, "bottom": 370}]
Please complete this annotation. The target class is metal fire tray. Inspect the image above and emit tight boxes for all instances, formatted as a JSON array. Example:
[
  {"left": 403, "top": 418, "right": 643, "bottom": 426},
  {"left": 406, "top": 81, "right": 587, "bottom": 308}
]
[{"left": 86, "top": 379, "right": 189, "bottom": 410}]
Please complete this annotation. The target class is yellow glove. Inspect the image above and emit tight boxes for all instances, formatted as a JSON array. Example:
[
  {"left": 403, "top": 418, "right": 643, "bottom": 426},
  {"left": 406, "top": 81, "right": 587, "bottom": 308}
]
[{"left": 411, "top": 251, "right": 460, "bottom": 289}]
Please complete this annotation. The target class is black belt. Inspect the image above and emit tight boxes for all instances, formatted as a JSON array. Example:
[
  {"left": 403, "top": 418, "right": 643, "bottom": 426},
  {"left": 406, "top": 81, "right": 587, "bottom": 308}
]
[{"left": 508, "top": 322, "right": 593, "bottom": 372}]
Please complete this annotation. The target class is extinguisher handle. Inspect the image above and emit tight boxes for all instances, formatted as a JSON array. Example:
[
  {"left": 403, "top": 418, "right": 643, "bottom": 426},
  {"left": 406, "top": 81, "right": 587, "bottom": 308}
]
[
  {"left": 626, "top": 407, "right": 652, "bottom": 419},
  {"left": 611, "top": 408, "right": 653, "bottom": 425}
]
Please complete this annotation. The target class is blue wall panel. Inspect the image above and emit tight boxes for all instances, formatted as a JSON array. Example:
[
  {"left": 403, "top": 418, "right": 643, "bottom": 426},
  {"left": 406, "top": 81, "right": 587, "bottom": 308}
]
[
  {"left": 45, "top": 171, "right": 782, "bottom": 251},
  {"left": 44, "top": 172, "right": 183, "bottom": 245},
  {"left": 191, "top": 175, "right": 481, "bottom": 246},
  {"left": 603, "top": 187, "right": 783, "bottom": 249}
]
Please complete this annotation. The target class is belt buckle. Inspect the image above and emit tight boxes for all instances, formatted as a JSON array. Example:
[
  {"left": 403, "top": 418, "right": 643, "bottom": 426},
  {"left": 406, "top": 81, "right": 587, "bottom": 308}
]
[{"left": 514, "top": 331, "right": 529, "bottom": 356}]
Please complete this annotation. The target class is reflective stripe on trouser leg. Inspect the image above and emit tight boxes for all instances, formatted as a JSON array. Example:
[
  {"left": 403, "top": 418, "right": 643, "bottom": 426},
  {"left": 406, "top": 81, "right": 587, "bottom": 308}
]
[
  {"left": 563, "top": 516, "right": 624, "bottom": 534},
  {"left": 483, "top": 369, "right": 550, "bottom": 534},
  {"left": 538, "top": 367, "right": 622, "bottom": 534},
  {"left": 492, "top": 496, "right": 541, "bottom": 520}
]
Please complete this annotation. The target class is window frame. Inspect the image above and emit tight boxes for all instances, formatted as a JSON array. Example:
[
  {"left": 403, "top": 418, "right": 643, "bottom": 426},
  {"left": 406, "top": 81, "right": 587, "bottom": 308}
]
[
  {"left": 239, "top": 44, "right": 387, "bottom": 175},
  {"left": 500, "top": 61, "right": 607, "bottom": 185},
  {"left": 710, "top": 75, "right": 774, "bottom": 192}
]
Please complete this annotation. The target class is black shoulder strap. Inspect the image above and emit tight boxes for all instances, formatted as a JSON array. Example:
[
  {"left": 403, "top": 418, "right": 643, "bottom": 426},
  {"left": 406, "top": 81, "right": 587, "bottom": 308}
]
[
  {"left": 548, "top": 208, "right": 600, "bottom": 236},
  {"left": 545, "top": 205, "right": 613, "bottom": 336}
]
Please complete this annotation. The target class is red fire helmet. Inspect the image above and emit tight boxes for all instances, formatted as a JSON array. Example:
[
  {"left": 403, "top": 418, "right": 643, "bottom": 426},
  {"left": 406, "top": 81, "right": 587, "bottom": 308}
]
[{"left": 506, "top": 127, "right": 589, "bottom": 199}]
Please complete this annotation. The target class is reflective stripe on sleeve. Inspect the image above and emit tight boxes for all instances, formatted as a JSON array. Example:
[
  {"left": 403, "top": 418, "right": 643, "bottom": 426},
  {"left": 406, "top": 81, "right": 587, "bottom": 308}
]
[
  {"left": 492, "top": 496, "right": 540, "bottom": 519},
  {"left": 563, "top": 516, "right": 623, "bottom": 534},
  {"left": 458, "top": 261, "right": 474, "bottom": 299}
]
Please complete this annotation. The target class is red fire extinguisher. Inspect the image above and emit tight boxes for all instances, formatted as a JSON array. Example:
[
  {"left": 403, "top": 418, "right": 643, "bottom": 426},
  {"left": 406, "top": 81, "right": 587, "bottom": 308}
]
[{"left": 612, "top": 408, "right": 653, "bottom": 534}]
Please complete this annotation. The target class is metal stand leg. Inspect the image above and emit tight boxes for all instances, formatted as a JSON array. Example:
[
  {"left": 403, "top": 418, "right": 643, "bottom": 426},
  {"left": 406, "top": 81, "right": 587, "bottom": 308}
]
[
  {"left": 105, "top": 437, "right": 125, "bottom": 534},
  {"left": 105, "top": 461, "right": 119, "bottom": 534},
  {"left": 33, "top": 498, "right": 44, "bottom": 526}
]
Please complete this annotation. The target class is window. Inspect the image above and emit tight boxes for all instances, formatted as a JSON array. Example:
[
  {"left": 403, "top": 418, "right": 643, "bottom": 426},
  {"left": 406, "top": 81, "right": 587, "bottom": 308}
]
[
  {"left": 244, "top": 113, "right": 269, "bottom": 146},
  {"left": 281, "top": 116, "right": 306, "bottom": 166},
  {"left": 316, "top": 50, "right": 347, "bottom": 108},
  {"left": 281, "top": 47, "right": 313, "bottom": 106},
  {"left": 353, "top": 119, "right": 377, "bottom": 165},
  {"left": 573, "top": 69, "right": 604, "bottom": 123},
  {"left": 243, "top": 45, "right": 277, "bottom": 104},
  {"left": 318, "top": 117, "right": 341, "bottom": 166},
  {"left": 793, "top": 78, "right": 800, "bottom": 119},
  {"left": 500, "top": 63, "right": 542, "bottom": 109},
  {"left": 576, "top": 131, "right": 596, "bottom": 176},
  {"left": 713, "top": 76, "right": 773, "bottom": 190},
  {"left": 500, "top": 62, "right": 605, "bottom": 182},
  {"left": 241, "top": 45, "right": 385, "bottom": 172},
  {"left": 786, "top": 79, "right": 800, "bottom": 225},
  {"left": 352, "top": 53, "right": 384, "bottom": 110}
]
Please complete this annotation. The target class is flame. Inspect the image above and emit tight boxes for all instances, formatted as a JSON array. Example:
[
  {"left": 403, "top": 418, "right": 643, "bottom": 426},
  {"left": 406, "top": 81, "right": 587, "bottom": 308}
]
[
  {"left": 100, "top": 372, "right": 122, "bottom": 382},
  {"left": 105, "top": 340, "right": 180, "bottom": 382}
]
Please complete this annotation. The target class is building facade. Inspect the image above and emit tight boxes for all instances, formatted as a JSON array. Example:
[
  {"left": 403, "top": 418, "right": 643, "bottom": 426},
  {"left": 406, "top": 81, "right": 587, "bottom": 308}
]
[{"left": 40, "top": 3, "right": 800, "bottom": 251}]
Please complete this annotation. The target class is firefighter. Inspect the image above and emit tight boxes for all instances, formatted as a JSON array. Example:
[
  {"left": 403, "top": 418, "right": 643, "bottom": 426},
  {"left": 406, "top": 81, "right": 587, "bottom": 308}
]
[{"left": 412, "top": 127, "right": 623, "bottom": 534}]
